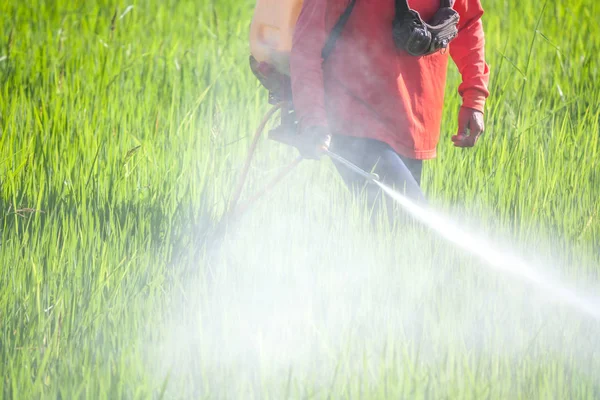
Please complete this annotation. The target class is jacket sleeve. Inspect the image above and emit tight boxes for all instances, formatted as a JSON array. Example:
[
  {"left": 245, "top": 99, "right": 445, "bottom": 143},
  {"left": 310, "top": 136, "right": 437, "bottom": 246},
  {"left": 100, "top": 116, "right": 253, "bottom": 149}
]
[
  {"left": 449, "top": 0, "right": 490, "bottom": 113},
  {"left": 290, "top": 0, "right": 328, "bottom": 130}
]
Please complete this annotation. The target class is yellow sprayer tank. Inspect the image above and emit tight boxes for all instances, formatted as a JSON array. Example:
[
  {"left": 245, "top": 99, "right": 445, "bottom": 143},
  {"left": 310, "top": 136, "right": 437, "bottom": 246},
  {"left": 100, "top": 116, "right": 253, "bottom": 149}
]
[{"left": 250, "top": 0, "right": 303, "bottom": 75}]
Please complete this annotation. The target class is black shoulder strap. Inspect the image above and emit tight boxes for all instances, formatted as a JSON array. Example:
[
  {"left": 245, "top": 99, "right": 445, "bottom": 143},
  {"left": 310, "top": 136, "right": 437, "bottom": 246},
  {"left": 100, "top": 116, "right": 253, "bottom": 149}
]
[{"left": 321, "top": 0, "right": 357, "bottom": 61}]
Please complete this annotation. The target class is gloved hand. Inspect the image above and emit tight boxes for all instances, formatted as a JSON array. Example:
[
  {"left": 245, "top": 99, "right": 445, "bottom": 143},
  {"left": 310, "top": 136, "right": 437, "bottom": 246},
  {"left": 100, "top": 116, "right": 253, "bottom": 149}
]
[
  {"left": 299, "top": 125, "right": 332, "bottom": 160},
  {"left": 452, "top": 107, "right": 485, "bottom": 148}
]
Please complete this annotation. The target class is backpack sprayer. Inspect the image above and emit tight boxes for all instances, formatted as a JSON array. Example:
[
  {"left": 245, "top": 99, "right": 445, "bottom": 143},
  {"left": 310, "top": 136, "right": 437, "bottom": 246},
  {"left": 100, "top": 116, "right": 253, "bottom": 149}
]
[{"left": 228, "top": 0, "right": 459, "bottom": 218}]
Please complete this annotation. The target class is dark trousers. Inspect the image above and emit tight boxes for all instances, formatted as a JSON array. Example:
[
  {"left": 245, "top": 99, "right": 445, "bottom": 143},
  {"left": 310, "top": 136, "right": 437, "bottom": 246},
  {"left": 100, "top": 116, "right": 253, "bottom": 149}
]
[{"left": 330, "top": 136, "right": 426, "bottom": 219}]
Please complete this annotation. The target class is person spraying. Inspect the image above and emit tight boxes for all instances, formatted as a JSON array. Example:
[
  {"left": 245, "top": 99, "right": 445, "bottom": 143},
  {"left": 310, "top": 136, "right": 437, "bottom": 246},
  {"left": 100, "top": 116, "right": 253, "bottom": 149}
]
[
  {"left": 247, "top": 0, "right": 489, "bottom": 215},
  {"left": 290, "top": 0, "right": 489, "bottom": 206}
]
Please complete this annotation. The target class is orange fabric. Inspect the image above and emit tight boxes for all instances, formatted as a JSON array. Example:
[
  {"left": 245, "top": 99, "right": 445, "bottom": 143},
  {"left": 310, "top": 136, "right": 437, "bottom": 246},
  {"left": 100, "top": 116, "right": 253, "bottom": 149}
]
[{"left": 290, "top": 0, "right": 490, "bottom": 160}]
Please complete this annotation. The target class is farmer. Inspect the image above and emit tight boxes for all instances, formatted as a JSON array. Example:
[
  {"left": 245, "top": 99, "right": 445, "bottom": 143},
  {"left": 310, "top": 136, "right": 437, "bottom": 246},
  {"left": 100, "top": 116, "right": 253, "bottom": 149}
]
[{"left": 290, "top": 0, "right": 489, "bottom": 208}]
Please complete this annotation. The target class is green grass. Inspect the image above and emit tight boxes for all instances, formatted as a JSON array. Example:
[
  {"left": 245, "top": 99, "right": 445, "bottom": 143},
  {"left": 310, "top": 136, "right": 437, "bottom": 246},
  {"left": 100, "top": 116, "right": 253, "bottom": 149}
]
[{"left": 1, "top": 0, "right": 599, "bottom": 398}]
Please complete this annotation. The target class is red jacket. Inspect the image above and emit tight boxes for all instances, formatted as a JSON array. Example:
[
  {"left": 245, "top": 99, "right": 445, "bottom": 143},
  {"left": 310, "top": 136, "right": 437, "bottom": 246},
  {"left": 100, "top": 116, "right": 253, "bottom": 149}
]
[{"left": 290, "top": 0, "right": 490, "bottom": 160}]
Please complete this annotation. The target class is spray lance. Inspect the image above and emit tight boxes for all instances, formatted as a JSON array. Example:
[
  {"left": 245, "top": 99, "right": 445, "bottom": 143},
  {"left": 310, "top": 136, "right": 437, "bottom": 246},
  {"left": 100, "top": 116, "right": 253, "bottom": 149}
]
[{"left": 323, "top": 149, "right": 380, "bottom": 182}]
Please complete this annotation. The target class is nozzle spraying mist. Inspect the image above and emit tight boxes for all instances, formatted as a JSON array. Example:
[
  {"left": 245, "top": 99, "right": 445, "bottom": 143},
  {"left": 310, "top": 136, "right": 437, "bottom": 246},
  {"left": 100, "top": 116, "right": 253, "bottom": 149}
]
[{"left": 324, "top": 150, "right": 600, "bottom": 321}]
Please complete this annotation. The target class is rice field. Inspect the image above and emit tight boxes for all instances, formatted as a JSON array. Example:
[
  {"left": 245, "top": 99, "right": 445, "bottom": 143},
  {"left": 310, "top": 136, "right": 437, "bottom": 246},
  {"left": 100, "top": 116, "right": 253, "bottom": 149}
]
[{"left": 1, "top": 0, "right": 599, "bottom": 398}]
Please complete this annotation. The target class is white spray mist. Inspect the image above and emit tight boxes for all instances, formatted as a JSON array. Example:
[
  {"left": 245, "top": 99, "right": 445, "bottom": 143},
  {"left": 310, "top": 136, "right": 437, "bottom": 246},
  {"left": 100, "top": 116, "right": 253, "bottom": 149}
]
[{"left": 376, "top": 181, "right": 600, "bottom": 321}]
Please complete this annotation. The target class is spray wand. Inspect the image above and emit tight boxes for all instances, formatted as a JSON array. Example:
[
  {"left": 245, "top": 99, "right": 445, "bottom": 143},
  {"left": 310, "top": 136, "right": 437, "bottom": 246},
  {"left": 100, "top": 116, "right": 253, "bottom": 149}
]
[{"left": 322, "top": 149, "right": 380, "bottom": 183}]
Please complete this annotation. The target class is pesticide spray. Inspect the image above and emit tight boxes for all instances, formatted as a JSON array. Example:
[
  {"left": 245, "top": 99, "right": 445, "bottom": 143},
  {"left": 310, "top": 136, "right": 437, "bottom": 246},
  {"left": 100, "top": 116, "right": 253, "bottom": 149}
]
[
  {"left": 375, "top": 180, "right": 600, "bottom": 320},
  {"left": 151, "top": 148, "right": 600, "bottom": 397},
  {"left": 151, "top": 126, "right": 600, "bottom": 397},
  {"left": 230, "top": 127, "right": 600, "bottom": 322},
  {"left": 325, "top": 148, "right": 600, "bottom": 320}
]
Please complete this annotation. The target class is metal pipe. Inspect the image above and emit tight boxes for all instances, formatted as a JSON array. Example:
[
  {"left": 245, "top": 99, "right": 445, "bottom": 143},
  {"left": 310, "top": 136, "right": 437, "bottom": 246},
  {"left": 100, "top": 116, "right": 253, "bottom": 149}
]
[{"left": 324, "top": 149, "right": 380, "bottom": 183}]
